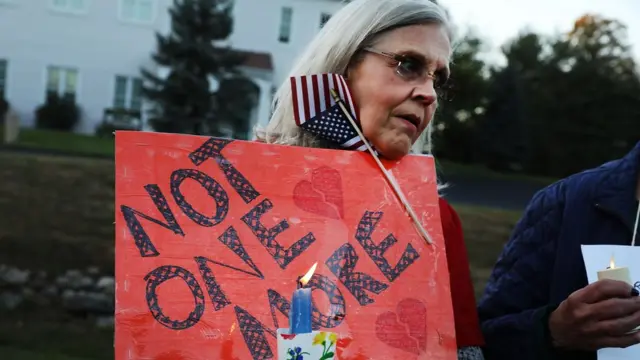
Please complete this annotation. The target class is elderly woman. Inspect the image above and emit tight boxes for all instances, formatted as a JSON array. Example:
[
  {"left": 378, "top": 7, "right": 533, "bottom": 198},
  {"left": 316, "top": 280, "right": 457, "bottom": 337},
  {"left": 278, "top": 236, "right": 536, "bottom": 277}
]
[{"left": 257, "top": 0, "right": 484, "bottom": 359}]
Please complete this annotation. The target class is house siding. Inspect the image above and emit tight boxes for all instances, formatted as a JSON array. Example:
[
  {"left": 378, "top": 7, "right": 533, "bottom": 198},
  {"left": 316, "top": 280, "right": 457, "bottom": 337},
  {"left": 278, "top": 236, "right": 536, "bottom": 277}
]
[{"left": 0, "top": 0, "right": 343, "bottom": 137}]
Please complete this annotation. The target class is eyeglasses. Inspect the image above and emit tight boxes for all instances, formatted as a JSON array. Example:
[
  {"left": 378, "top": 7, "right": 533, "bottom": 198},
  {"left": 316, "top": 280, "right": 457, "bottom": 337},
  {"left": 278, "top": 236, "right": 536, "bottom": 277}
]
[{"left": 362, "top": 47, "right": 448, "bottom": 88}]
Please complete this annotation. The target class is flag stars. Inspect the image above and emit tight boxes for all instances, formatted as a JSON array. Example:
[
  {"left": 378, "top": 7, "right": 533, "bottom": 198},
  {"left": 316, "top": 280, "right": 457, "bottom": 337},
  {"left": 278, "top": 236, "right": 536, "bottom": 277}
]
[{"left": 300, "top": 104, "right": 360, "bottom": 146}]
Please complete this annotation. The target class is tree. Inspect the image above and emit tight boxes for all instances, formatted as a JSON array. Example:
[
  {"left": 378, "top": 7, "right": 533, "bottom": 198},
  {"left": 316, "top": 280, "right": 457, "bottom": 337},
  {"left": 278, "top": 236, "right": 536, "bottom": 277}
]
[
  {"left": 216, "top": 77, "right": 260, "bottom": 140},
  {"left": 476, "top": 14, "right": 640, "bottom": 177},
  {"left": 476, "top": 32, "right": 546, "bottom": 172},
  {"left": 431, "top": 31, "right": 490, "bottom": 163},
  {"left": 536, "top": 14, "right": 640, "bottom": 175},
  {"left": 141, "top": 0, "right": 256, "bottom": 136}
]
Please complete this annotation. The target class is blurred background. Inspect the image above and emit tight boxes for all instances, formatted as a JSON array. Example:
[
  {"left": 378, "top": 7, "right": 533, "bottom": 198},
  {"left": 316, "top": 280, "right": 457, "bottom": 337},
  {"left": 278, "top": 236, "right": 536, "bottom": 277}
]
[{"left": 0, "top": 0, "right": 638, "bottom": 358}]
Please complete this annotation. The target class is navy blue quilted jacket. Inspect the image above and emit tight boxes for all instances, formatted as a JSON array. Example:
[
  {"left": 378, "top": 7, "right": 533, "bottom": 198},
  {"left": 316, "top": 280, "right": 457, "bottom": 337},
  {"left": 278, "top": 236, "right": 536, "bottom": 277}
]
[{"left": 478, "top": 141, "right": 640, "bottom": 360}]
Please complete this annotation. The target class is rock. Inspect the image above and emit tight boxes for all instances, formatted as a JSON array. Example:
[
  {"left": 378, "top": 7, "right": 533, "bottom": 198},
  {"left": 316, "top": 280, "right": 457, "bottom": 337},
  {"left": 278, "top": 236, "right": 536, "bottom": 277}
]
[
  {"left": 22, "top": 287, "right": 34, "bottom": 298},
  {"left": 42, "top": 285, "right": 58, "bottom": 298},
  {"left": 62, "top": 290, "right": 113, "bottom": 314},
  {"left": 96, "top": 276, "right": 115, "bottom": 294},
  {"left": 0, "top": 266, "right": 116, "bottom": 316},
  {"left": 62, "top": 270, "right": 87, "bottom": 289},
  {"left": 65, "top": 269, "right": 82, "bottom": 279},
  {"left": 62, "top": 270, "right": 94, "bottom": 290},
  {"left": 0, "top": 291, "right": 23, "bottom": 310},
  {"left": 30, "top": 271, "right": 48, "bottom": 290},
  {"left": 61, "top": 289, "right": 76, "bottom": 300},
  {"left": 1, "top": 267, "right": 29, "bottom": 285},
  {"left": 96, "top": 316, "right": 114, "bottom": 329},
  {"left": 55, "top": 275, "right": 70, "bottom": 288},
  {"left": 76, "top": 276, "right": 95, "bottom": 290}
]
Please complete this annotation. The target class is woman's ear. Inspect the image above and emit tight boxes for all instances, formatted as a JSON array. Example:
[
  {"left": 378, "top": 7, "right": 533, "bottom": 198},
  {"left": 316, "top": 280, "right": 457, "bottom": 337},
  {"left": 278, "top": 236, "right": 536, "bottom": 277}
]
[
  {"left": 344, "top": 50, "right": 365, "bottom": 79},
  {"left": 343, "top": 65, "right": 352, "bottom": 79}
]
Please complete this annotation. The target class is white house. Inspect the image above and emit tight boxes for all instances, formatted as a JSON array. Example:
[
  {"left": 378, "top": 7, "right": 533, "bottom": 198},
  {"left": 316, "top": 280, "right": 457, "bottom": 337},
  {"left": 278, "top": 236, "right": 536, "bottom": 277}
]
[{"left": 0, "top": 0, "right": 347, "bottom": 138}]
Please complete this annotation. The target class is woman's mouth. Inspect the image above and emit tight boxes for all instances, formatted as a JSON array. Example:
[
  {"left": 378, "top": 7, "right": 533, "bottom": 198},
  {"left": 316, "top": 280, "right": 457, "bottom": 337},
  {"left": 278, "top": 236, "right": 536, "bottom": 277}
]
[{"left": 395, "top": 114, "right": 421, "bottom": 130}]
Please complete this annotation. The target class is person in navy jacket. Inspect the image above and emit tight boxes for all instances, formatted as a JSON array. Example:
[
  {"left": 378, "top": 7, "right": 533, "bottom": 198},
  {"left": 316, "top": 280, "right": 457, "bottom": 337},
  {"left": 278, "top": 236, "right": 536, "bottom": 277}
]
[{"left": 478, "top": 141, "right": 640, "bottom": 360}]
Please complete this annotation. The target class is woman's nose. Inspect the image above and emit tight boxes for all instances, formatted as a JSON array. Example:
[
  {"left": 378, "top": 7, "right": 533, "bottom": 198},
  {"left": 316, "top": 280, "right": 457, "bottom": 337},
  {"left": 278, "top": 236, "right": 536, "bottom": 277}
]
[{"left": 411, "top": 81, "right": 437, "bottom": 107}]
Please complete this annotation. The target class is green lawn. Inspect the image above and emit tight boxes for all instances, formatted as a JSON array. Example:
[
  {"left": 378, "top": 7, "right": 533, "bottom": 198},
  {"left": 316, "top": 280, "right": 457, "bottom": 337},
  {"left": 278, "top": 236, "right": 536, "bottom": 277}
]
[
  {"left": 1, "top": 128, "right": 114, "bottom": 156},
  {"left": 454, "top": 204, "right": 522, "bottom": 299},
  {"left": 2, "top": 128, "right": 556, "bottom": 187}
]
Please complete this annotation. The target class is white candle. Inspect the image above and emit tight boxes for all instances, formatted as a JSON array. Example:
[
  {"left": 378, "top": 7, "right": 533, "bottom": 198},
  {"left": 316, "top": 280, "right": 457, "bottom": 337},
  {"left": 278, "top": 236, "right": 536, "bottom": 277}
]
[
  {"left": 597, "top": 255, "right": 639, "bottom": 334},
  {"left": 597, "top": 255, "right": 632, "bottom": 284}
]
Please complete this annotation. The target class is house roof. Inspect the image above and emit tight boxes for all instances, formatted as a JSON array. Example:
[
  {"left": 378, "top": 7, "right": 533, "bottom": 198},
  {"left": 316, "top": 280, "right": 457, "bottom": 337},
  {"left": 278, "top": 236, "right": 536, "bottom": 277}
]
[{"left": 235, "top": 50, "right": 273, "bottom": 71}]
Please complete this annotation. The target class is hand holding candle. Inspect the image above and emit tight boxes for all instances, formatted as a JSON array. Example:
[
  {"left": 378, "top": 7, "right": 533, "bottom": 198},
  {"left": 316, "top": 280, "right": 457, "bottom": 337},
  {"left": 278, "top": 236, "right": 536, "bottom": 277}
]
[
  {"left": 596, "top": 254, "right": 640, "bottom": 335},
  {"left": 289, "top": 262, "right": 317, "bottom": 335}
]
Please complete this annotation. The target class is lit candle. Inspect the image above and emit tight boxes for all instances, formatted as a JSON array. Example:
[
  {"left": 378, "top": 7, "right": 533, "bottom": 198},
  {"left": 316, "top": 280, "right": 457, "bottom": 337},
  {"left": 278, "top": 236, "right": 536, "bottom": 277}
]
[
  {"left": 597, "top": 254, "right": 631, "bottom": 284},
  {"left": 289, "top": 262, "right": 317, "bottom": 334}
]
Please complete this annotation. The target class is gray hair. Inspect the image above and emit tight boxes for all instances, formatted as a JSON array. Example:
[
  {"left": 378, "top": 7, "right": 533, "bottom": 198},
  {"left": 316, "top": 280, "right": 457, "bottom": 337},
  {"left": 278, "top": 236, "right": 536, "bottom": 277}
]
[{"left": 256, "top": 0, "right": 453, "bottom": 188}]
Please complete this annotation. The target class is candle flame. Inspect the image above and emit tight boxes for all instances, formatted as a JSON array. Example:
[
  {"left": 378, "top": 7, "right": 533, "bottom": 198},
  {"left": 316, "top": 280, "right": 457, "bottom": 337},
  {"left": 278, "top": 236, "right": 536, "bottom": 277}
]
[
  {"left": 229, "top": 322, "right": 236, "bottom": 335},
  {"left": 609, "top": 254, "right": 616, "bottom": 269},
  {"left": 299, "top": 262, "right": 317, "bottom": 286}
]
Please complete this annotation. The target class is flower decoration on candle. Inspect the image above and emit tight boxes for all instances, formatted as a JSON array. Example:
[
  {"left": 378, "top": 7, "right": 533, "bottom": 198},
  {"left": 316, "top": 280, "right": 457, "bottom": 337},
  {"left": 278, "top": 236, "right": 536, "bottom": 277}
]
[
  {"left": 597, "top": 254, "right": 631, "bottom": 284},
  {"left": 277, "top": 330, "right": 339, "bottom": 360},
  {"left": 286, "top": 346, "right": 310, "bottom": 360},
  {"left": 289, "top": 262, "right": 317, "bottom": 334},
  {"left": 312, "top": 332, "right": 337, "bottom": 360}
]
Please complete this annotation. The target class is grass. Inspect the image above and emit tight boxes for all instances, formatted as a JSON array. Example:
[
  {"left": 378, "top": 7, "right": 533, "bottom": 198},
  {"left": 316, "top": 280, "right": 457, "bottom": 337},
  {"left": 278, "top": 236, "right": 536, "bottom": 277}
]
[
  {"left": 0, "top": 153, "right": 115, "bottom": 274},
  {"left": 1, "top": 128, "right": 114, "bottom": 156},
  {"left": 0, "top": 152, "right": 115, "bottom": 359},
  {"left": 0, "top": 346, "right": 97, "bottom": 360},
  {"left": 0, "top": 151, "right": 521, "bottom": 359},
  {"left": 0, "top": 312, "right": 113, "bottom": 360},
  {"left": 0, "top": 128, "right": 556, "bottom": 185},
  {"left": 437, "top": 159, "right": 557, "bottom": 185},
  {"left": 454, "top": 205, "right": 522, "bottom": 300}
]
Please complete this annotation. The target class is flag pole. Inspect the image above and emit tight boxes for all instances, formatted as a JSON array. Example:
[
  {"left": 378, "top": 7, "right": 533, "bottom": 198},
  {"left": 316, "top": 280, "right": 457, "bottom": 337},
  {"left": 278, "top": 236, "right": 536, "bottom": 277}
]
[{"left": 329, "top": 88, "right": 433, "bottom": 245}]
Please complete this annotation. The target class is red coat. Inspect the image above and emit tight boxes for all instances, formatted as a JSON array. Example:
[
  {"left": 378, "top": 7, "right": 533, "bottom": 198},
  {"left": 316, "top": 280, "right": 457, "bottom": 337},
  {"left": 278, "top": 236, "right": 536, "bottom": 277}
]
[{"left": 439, "top": 197, "right": 485, "bottom": 348}]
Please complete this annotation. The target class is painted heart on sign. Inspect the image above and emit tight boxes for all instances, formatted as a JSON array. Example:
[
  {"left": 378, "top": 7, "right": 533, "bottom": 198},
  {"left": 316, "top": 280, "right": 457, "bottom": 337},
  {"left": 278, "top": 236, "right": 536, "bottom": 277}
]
[
  {"left": 375, "top": 298, "right": 427, "bottom": 355},
  {"left": 292, "top": 166, "right": 344, "bottom": 220}
]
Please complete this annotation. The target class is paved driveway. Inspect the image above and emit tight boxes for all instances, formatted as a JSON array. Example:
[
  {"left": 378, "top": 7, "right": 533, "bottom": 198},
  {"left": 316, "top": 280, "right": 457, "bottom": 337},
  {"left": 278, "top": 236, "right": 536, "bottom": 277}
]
[{"left": 441, "top": 174, "right": 550, "bottom": 210}]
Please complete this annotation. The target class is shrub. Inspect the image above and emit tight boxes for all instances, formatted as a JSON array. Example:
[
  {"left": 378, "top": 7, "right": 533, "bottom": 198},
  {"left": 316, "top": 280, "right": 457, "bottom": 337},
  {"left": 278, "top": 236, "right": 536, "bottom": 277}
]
[
  {"left": 94, "top": 121, "right": 119, "bottom": 138},
  {"left": 94, "top": 108, "right": 142, "bottom": 138},
  {"left": 0, "top": 97, "right": 9, "bottom": 124},
  {"left": 35, "top": 93, "right": 80, "bottom": 131}
]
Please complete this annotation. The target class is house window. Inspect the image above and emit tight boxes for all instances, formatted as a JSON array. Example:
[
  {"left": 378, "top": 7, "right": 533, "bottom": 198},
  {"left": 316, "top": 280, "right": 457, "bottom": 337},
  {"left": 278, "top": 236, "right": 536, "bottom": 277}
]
[
  {"left": 50, "top": 0, "right": 89, "bottom": 14},
  {"left": 279, "top": 7, "right": 292, "bottom": 43},
  {"left": 0, "top": 60, "right": 7, "bottom": 98},
  {"left": 119, "top": 0, "right": 155, "bottom": 23},
  {"left": 320, "top": 13, "right": 331, "bottom": 28},
  {"left": 113, "top": 75, "right": 143, "bottom": 111},
  {"left": 46, "top": 66, "right": 78, "bottom": 102}
]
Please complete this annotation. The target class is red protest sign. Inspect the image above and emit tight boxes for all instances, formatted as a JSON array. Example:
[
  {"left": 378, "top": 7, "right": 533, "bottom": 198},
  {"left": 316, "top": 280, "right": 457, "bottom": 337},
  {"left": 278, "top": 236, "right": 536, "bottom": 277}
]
[{"left": 114, "top": 131, "right": 456, "bottom": 360}]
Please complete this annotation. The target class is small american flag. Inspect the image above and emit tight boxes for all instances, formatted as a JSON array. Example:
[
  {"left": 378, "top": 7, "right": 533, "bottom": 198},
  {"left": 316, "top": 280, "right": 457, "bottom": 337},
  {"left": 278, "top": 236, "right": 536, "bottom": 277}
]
[{"left": 290, "top": 73, "right": 368, "bottom": 152}]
